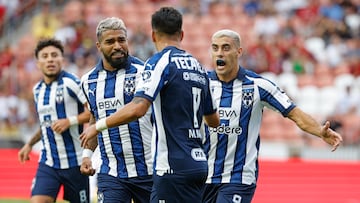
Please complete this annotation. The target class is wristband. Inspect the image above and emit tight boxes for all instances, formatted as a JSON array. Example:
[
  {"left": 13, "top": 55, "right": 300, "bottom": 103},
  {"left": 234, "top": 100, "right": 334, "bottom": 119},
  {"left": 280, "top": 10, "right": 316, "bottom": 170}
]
[
  {"left": 82, "top": 149, "right": 94, "bottom": 158},
  {"left": 96, "top": 118, "right": 108, "bottom": 131},
  {"left": 68, "top": 116, "right": 79, "bottom": 126}
]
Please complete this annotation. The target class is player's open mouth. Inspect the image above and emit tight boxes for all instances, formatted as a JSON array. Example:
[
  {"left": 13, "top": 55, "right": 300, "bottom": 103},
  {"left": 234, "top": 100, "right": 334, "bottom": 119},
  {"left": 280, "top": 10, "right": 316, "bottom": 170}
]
[{"left": 216, "top": 59, "right": 226, "bottom": 66}]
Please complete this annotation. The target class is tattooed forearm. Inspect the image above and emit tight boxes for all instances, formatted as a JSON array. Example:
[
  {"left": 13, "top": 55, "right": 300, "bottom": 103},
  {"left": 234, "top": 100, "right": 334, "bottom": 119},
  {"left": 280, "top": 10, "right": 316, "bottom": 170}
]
[{"left": 132, "top": 97, "right": 147, "bottom": 104}]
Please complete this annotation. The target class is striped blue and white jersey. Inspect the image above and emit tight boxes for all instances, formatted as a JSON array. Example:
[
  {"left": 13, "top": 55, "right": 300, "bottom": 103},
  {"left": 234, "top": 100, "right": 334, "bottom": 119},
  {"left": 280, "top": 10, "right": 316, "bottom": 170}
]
[
  {"left": 33, "top": 71, "right": 87, "bottom": 169},
  {"left": 205, "top": 67, "right": 296, "bottom": 185},
  {"left": 81, "top": 56, "right": 153, "bottom": 178},
  {"left": 135, "top": 46, "right": 217, "bottom": 176}
]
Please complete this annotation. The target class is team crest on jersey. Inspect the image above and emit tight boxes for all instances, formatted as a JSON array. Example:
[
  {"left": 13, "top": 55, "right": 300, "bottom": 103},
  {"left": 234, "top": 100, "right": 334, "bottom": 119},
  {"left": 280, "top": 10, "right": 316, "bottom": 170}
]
[
  {"left": 55, "top": 85, "right": 64, "bottom": 103},
  {"left": 242, "top": 87, "right": 254, "bottom": 108},
  {"left": 124, "top": 78, "right": 135, "bottom": 95}
]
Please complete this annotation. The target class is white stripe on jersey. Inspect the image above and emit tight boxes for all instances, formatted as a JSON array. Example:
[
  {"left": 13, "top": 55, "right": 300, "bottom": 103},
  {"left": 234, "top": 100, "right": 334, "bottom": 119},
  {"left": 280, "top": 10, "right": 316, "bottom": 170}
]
[
  {"left": 144, "top": 51, "right": 172, "bottom": 174},
  {"left": 152, "top": 95, "right": 170, "bottom": 175}
]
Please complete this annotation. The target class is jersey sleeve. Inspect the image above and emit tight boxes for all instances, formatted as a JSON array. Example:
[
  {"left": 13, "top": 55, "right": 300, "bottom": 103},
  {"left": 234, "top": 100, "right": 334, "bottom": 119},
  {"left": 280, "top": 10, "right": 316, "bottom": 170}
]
[
  {"left": 257, "top": 77, "right": 296, "bottom": 117},
  {"left": 204, "top": 78, "right": 217, "bottom": 115},
  {"left": 134, "top": 51, "right": 171, "bottom": 101},
  {"left": 64, "top": 76, "right": 88, "bottom": 105}
]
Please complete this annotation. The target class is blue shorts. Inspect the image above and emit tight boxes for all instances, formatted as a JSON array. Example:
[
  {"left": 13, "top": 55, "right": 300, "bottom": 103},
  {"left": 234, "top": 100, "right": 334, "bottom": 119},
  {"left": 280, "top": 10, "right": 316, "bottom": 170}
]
[
  {"left": 150, "top": 171, "right": 207, "bottom": 203},
  {"left": 97, "top": 173, "right": 152, "bottom": 203},
  {"left": 32, "top": 163, "right": 89, "bottom": 203},
  {"left": 202, "top": 183, "right": 256, "bottom": 203}
]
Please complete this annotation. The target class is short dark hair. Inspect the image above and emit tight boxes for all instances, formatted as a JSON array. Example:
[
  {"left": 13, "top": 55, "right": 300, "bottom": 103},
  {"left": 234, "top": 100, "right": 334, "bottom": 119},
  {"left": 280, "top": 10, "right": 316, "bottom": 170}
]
[
  {"left": 151, "top": 7, "right": 182, "bottom": 35},
  {"left": 34, "top": 38, "right": 64, "bottom": 59}
]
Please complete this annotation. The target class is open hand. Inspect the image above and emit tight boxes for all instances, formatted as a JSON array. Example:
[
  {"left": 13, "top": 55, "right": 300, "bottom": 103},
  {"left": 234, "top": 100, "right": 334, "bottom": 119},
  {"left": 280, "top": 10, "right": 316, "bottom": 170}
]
[{"left": 321, "top": 121, "right": 343, "bottom": 151}]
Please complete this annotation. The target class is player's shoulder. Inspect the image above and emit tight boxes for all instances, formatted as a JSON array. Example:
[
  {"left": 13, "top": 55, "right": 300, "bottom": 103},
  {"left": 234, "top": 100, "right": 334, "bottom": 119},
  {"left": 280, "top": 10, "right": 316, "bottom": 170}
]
[
  {"left": 62, "top": 70, "right": 81, "bottom": 81},
  {"left": 129, "top": 55, "right": 145, "bottom": 66},
  {"left": 59, "top": 71, "right": 85, "bottom": 88},
  {"left": 80, "top": 66, "right": 98, "bottom": 82}
]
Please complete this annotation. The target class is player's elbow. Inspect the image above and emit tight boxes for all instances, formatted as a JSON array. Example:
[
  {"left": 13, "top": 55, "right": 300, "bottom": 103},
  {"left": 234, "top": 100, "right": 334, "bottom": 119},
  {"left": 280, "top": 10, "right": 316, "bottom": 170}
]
[{"left": 130, "top": 97, "right": 151, "bottom": 119}]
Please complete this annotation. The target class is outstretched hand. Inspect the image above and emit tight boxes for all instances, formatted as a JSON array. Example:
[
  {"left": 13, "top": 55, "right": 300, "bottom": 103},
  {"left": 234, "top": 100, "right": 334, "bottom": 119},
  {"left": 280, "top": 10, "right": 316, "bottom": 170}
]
[
  {"left": 320, "top": 121, "right": 343, "bottom": 151},
  {"left": 80, "top": 124, "right": 99, "bottom": 148}
]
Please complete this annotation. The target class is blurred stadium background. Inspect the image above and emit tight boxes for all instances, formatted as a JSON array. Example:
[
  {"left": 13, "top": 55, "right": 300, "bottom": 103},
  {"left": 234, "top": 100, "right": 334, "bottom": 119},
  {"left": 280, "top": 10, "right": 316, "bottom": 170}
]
[{"left": 0, "top": 0, "right": 359, "bottom": 202}]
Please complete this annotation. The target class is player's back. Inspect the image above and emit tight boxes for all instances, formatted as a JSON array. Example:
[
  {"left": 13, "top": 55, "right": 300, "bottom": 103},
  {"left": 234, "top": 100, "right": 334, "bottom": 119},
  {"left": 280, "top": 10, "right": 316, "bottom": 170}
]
[{"left": 137, "top": 46, "right": 214, "bottom": 175}]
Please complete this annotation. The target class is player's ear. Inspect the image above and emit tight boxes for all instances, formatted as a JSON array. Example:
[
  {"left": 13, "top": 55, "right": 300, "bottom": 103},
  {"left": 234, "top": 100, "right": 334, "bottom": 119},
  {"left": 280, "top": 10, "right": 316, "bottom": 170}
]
[
  {"left": 151, "top": 31, "right": 156, "bottom": 42},
  {"left": 180, "top": 30, "right": 184, "bottom": 42}
]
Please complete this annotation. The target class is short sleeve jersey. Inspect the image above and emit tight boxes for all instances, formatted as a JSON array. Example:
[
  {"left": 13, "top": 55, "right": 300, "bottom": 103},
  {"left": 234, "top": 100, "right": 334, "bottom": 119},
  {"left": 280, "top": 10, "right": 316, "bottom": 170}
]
[
  {"left": 81, "top": 56, "right": 153, "bottom": 178},
  {"left": 135, "top": 46, "right": 217, "bottom": 176},
  {"left": 205, "top": 67, "right": 296, "bottom": 185},
  {"left": 33, "top": 71, "right": 87, "bottom": 169}
]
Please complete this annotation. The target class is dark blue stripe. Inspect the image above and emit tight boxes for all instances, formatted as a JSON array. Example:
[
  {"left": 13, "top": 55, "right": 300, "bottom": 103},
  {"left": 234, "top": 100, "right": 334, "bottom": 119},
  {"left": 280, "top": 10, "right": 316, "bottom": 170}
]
[
  {"left": 255, "top": 136, "right": 260, "bottom": 181},
  {"left": 212, "top": 81, "right": 233, "bottom": 183},
  {"left": 98, "top": 134, "right": 110, "bottom": 174},
  {"left": 104, "top": 71, "right": 116, "bottom": 98},
  {"left": 43, "top": 85, "right": 51, "bottom": 105},
  {"left": 106, "top": 109, "right": 127, "bottom": 177},
  {"left": 56, "top": 80, "right": 78, "bottom": 167}
]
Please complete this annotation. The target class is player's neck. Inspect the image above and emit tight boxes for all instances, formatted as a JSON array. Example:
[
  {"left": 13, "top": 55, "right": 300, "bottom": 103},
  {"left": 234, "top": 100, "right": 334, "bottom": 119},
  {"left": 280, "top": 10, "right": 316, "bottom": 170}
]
[{"left": 155, "top": 40, "right": 181, "bottom": 52}]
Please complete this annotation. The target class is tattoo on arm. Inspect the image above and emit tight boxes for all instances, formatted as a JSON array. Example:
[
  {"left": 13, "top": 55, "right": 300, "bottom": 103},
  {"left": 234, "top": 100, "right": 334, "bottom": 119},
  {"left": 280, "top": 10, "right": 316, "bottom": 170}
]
[{"left": 132, "top": 97, "right": 146, "bottom": 104}]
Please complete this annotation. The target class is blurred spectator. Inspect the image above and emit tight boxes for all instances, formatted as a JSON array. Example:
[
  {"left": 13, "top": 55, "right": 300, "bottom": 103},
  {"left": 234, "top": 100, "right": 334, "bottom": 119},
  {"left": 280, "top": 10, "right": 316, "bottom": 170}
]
[
  {"left": 31, "top": 0, "right": 61, "bottom": 40},
  {"left": 328, "top": 85, "right": 360, "bottom": 145},
  {"left": 319, "top": 0, "right": 344, "bottom": 22},
  {"left": 0, "top": 44, "right": 13, "bottom": 77},
  {"left": 129, "top": 25, "right": 156, "bottom": 61},
  {"left": 342, "top": 1, "right": 360, "bottom": 37}
]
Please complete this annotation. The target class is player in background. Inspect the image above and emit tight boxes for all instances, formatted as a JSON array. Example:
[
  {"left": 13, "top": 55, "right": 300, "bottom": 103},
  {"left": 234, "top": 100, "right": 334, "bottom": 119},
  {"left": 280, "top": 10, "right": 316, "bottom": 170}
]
[
  {"left": 79, "top": 17, "right": 153, "bottom": 203},
  {"left": 80, "top": 7, "right": 220, "bottom": 203},
  {"left": 203, "top": 29, "right": 343, "bottom": 203},
  {"left": 18, "top": 38, "right": 91, "bottom": 203}
]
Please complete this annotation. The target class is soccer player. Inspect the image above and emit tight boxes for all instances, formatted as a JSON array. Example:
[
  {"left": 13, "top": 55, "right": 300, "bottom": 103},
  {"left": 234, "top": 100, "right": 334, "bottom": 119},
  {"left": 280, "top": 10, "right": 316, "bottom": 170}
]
[
  {"left": 202, "top": 29, "right": 343, "bottom": 203},
  {"left": 80, "top": 7, "right": 220, "bottom": 203},
  {"left": 18, "top": 38, "right": 91, "bottom": 203},
  {"left": 79, "top": 17, "right": 153, "bottom": 203}
]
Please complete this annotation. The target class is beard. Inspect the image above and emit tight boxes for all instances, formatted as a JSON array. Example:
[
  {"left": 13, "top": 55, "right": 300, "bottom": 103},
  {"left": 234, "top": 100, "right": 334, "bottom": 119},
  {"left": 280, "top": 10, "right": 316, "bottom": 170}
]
[{"left": 104, "top": 51, "right": 129, "bottom": 69}]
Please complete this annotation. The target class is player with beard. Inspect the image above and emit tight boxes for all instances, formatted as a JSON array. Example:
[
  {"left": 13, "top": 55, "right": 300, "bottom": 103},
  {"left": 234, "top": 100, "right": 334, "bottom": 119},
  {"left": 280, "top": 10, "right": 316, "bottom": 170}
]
[{"left": 80, "top": 17, "right": 153, "bottom": 203}]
